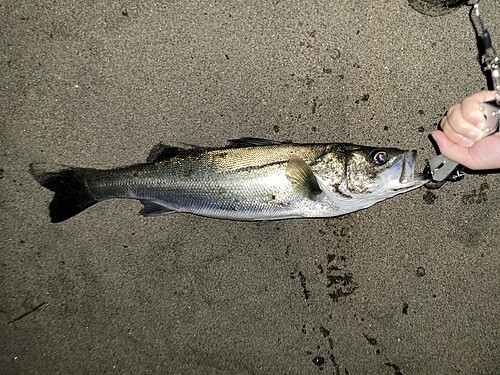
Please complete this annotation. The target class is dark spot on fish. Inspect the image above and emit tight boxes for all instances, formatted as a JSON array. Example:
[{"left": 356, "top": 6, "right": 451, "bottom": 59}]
[
  {"left": 416, "top": 266, "right": 426, "bottom": 277},
  {"left": 183, "top": 167, "right": 194, "bottom": 178},
  {"left": 225, "top": 54, "right": 230, "bottom": 60},
  {"left": 385, "top": 362, "right": 403, "bottom": 375},
  {"left": 312, "top": 356, "right": 325, "bottom": 367},
  {"left": 423, "top": 191, "right": 437, "bottom": 204},
  {"left": 312, "top": 97, "right": 317, "bottom": 114},
  {"left": 402, "top": 302, "right": 409, "bottom": 315},
  {"left": 323, "top": 67, "right": 332, "bottom": 74},
  {"left": 298, "top": 271, "right": 310, "bottom": 301},
  {"left": 217, "top": 187, "right": 227, "bottom": 196},
  {"left": 319, "top": 326, "right": 330, "bottom": 337},
  {"left": 383, "top": 125, "right": 389, "bottom": 131},
  {"left": 273, "top": 125, "right": 280, "bottom": 133},
  {"left": 122, "top": 9, "right": 128, "bottom": 16},
  {"left": 356, "top": 30, "right": 360, "bottom": 35},
  {"left": 331, "top": 183, "right": 352, "bottom": 199},
  {"left": 376, "top": 349, "right": 381, "bottom": 355},
  {"left": 418, "top": 109, "right": 425, "bottom": 115},
  {"left": 432, "top": 293, "right": 437, "bottom": 298},
  {"left": 311, "top": 126, "right": 317, "bottom": 132},
  {"left": 338, "top": 74, "right": 344, "bottom": 80},
  {"left": 363, "top": 333, "right": 378, "bottom": 346},
  {"left": 417, "top": 126, "right": 425, "bottom": 134},
  {"left": 461, "top": 182, "right": 489, "bottom": 204}
]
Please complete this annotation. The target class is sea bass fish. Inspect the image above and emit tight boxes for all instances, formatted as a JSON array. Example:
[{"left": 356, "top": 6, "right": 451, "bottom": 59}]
[{"left": 30, "top": 138, "right": 428, "bottom": 223}]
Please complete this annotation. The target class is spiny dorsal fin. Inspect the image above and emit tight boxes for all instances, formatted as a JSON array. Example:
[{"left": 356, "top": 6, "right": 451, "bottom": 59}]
[
  {"left": 285, "top": 157, "right": 322, "bottom": 200},
  {"left": 147, "top": 143, "right": 187, "bottom": 163},
  {"left": 227, "top": 138, "right": 283, "bottom": 147}
]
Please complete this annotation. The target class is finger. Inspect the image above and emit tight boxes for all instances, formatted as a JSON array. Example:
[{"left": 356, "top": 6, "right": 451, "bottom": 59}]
[
  {"left": 431, "top": 130, "right": 500, "bottom": 170},
  {"left": 461, "top": 90, "right": 497, "bottom": 129},
  {"left": 440, "top": 112, "right": 478, "bottom": 147},
  {"left": 431, "top": 130, "right": 475, "bottom": 168},
  {"left": 440, "top": 91, "right": 497, "bottom": 141}
]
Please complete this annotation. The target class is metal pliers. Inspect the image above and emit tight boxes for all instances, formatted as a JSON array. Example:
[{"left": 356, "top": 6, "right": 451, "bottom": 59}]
[
  {"left": 424, "top": 100, "right": 499, "bottom": 189},
  {"left": 424, "top": 2, "right": 500, "bottom": 189}
]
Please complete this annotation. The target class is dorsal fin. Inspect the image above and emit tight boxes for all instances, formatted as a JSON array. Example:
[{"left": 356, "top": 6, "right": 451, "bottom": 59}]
[
  {"left": 285, "top": 157, "right": 322, "bottom": 200},
  {"left": 147, "top": 143, "right": 187, "bottom": 163},
  {"left": 227, "top": 138, "right": 283, "bottom": 147}
]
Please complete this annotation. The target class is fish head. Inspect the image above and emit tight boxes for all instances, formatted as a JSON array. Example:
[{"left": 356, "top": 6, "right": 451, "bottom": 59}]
[{"left": 325, "top": 145, "right": 429, "bottom": 208}]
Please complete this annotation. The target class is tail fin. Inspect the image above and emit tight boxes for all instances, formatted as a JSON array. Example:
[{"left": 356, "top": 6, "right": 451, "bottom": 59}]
[{"left": 29, "top": 163, "right": 98, "bottom": 223}]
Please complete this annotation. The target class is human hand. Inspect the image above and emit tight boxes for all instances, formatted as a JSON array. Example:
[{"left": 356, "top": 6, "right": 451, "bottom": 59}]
[{"left": 431, "top": 91, "right": 500, "bottom": 170}]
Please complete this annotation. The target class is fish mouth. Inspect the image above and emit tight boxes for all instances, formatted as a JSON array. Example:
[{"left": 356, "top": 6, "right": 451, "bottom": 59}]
[{"left": 399, "top": 150, "right": 428, "bottom": 185}]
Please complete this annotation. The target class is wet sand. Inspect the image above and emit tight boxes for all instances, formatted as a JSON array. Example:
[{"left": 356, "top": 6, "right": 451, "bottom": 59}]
[{"left": 1, "top": 1, "right": 499, "bottom": 374}]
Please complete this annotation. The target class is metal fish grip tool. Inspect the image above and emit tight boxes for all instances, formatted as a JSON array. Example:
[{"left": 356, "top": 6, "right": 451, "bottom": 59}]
[{"left": 425, "top": 2, "right": 500, "bottom": 189}]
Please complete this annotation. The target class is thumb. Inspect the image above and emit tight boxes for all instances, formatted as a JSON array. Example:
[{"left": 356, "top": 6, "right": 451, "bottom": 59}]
[{"left": 431, "top": 130, "right": 473, "bottom": 168}]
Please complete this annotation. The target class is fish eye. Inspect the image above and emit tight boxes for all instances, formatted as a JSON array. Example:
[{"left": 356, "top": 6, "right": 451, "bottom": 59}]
[{"left": 372, "top": 151, "right": 388, "bottom": 165}]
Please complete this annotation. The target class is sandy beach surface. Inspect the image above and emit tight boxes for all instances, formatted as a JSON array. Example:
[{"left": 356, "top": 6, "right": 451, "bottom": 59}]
[{"left": 1, "top": 1, "right": 499, "bottom": 374}]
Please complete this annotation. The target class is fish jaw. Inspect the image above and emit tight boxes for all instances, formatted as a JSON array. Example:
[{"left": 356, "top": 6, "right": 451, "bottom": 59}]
[
  {"left": 377, "top": 151, "right": 429, "bottom": 192},
  {"left": 400, "top": 150, "right": 427, "bottom": 186}
]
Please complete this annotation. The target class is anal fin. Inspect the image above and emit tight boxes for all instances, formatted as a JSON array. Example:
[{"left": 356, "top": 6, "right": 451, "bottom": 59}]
[{"left": 139, "top": 200, "right": 175, "bottom": 217}]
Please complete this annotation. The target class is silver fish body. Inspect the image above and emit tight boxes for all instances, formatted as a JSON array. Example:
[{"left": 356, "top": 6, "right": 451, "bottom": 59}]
[{"left": 30, "top": 139, "right": 428, "bottom": 223}]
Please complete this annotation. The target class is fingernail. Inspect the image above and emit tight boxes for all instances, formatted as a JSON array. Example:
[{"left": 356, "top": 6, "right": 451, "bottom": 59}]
[
  {"left": 472, "top": 111, "right": 487, "bottom": 130},
  {"left": 460, "top": 135, "right": 474, "bottom": 147},
  {"left": 467, "top": 131, "right": 480, "bottom": 142}
]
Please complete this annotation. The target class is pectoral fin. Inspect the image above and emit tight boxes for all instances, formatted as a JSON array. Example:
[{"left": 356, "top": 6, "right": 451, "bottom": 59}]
[{"left": 285, "top": 157, "right": 322, "bottom": 200}]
